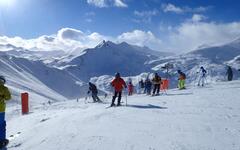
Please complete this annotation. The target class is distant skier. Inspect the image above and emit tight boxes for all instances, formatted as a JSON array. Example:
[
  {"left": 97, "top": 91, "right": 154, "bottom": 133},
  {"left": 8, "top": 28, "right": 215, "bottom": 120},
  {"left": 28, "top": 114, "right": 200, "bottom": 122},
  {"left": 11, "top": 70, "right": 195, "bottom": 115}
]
[
  {"left": 197, "top": 66, "right": 207, "bottom": 86},
  {"left": 111, "top": 73, "right": 127, "bottom": 106},
  {"left": 226, "top": 66, "right": 233, "bottom": 81},
  {"left": 177, "top": 70, "right": 186, "bottom": 90},
  {"left": 88, "top": 82, "right": 102, "bottom": 103},
  {"left": 139, "top": 79, "right": 145, "bottom": 94},
  {"left": 152, "top": 73, "right": 161, "bottom": 96},
  {"left": 0, "top": 76, "right": 11, "bottom": 149},
  {"left": 128, "top": 81, "right": 134, "bottom": 96},
  {"left": 144, "top": 78, "right": 152, "bottom": 95}
]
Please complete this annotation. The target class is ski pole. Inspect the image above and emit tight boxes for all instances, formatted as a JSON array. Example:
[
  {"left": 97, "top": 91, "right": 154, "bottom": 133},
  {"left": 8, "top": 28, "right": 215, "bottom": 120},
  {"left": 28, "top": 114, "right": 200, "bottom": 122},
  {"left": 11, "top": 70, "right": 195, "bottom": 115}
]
[
  {"left": 125, "top": 93, "right": 127, "bottom": 106},
  {"left": 124, "top": 88, "right": 128, "bottom": 106}
]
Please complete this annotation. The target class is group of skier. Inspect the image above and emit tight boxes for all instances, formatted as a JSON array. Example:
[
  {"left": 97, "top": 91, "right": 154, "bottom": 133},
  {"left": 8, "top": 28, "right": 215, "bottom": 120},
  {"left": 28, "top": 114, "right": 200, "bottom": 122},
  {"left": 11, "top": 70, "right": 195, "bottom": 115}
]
[
  {"left": 87, "top": 70, "right": 187, "bottom": 106},
  {"left": 87, "top": 65, "right": 238, "bottom": 105},
  {"left": 134, "top": 73, "right": 162, "bottom": 96}
]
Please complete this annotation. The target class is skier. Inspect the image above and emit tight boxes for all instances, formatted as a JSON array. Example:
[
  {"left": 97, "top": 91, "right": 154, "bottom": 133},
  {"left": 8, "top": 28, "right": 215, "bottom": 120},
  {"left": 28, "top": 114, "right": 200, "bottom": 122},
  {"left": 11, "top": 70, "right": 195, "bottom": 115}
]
[
  {"left": 0, "top": 76, "right": 11, "bottom": 149},
  {"left": 127, "top": 81, "right": 134, "bottom": 96},
  {"left": 152, "top": 73, "right": 161, "bottom": 96},
  {"left": 144, "top": 78, "right": 152, "bottom": 95},
  {"left": 226, "top": 66, "right": 233, "bottom": 81},
  {"left": 110, "top": 73, "right": 127, "bottom": 107},
  {"left": 197, "top": 66, "right": 207, "bottom": 86},
  {"left": 177, "top": 70, "right": 186, "bottom": 90},
  {"left": 87, "top": 82, "right": 102, "bottom": 103},
  {"left": 138, "top": 79, "right": 145, "bottom": 94}
]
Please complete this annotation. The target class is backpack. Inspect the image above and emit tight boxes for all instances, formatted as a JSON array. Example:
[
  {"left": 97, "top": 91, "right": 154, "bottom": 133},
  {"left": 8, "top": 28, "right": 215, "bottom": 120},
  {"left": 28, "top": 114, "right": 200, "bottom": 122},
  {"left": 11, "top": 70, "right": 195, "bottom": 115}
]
[{"left": 182, "top": 73, "right": 186, "bottom": 79}]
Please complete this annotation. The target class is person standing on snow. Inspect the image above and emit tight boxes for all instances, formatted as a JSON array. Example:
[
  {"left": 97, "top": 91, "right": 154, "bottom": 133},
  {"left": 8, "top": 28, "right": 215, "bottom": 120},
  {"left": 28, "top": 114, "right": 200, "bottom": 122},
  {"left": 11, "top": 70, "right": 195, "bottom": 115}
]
[
  {"left": 111, "top": 73, "right": 127, "bottom": 106},
  {"left": 197, "top": 66, "right": 207, "bottom": 86},
  {"left": 138, "top": 79, "right": 145, "bottom": 94},
  {"left": 0, "top": 76, "right": 11, "bottom": 148},
  {"left": 177, "top": 70, "right": 186, "bottom": 90},
  {"left": 145, "top": 78, "right": 152, "bottom": 95},
  {"left": 226, "top": 66, "right": 233, "bottom": 81},
  {"left": 128, "top": 81, "right": 134, "bottom": 96},
  {"left": 152, "top": 73, "right": 161, "bottom": 96},
  {"left": 88, "top": 82, "right": 102, "bottom": 103}
]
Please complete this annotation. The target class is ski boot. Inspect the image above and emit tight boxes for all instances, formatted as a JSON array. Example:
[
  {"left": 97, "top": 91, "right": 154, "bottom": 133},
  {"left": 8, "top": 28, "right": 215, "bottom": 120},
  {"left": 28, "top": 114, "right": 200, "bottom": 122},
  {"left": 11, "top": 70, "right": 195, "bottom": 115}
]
[{"left": 0, "top": 139, "right": 9, "bottom": 149}]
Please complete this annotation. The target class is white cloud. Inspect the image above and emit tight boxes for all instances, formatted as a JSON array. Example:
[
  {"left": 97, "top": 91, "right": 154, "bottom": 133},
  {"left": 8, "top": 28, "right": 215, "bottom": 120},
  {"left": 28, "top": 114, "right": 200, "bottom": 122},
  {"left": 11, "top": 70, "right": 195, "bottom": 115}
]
[
  {"left": 0, "top": 28, "right": 109, "bottom": 51},
  {"left": 1, "top": 20, "right": 240, "bottom": 54},
  {"left": 117, "top": 30, "right": 162, "bottom": 50},
  {"left": 134, "top": 10, "right": 158, "bottom": 17},
  {"left": 87, "top": 0, "right": 107, "bottom": 8},
  {"left": 85, "top": 12, "right": 95, "bottom": 17},
  {"left": 84, "top": 12, "right": 95, "bottom": 23},
  {"left": 114, "top": 0, "right": 127, "bottom": 7},
  {"left": 0, "top": 28, "right": 162, "bottom": 52},
  {"left": 133, "top": 9, "right": 158, "bottom": 23},
  {"left": 87, "top": 0, "right": 127, "bottom": 8},
  {"left": 189, "top": 14, "right": 207, "bottom": 23},
  {"left": 162, "top": 3, "right": 183, "bottom": 14},
  {"left": 162, "top": 3, "right": 210, "bottom": 14},
  {"left": 166, "top": 21, "right": 240, "bottom": 53}
]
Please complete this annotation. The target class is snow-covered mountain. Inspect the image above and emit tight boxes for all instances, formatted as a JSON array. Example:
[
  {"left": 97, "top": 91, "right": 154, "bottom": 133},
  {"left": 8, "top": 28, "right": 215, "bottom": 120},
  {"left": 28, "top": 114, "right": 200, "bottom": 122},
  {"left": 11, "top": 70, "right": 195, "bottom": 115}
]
[
  {"left": 143, "top": 37, "right": 240, "bottom": 89},
  {"left": 189, "top": 37, "right": 240, "bottom": 63},
  {"left": 0, "top": 40, "right": 172, "bottom": 101},
  {"left": 0, "top": 52, "right": 89, "bottom": 102},
  {"left": 0, "top": 43, "right": 66, "bottom": 62},
  {"left": 1, "top": 38, "right": 240, "bottom": 102},
  {"left": 54, "top": 40, "right": 170, "bottom": 81}
]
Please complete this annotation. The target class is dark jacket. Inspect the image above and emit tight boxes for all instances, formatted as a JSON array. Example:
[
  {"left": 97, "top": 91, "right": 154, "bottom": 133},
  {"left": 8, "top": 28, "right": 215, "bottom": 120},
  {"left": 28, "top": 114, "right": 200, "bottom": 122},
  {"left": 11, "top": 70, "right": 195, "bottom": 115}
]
[
  {"left": 152, "top": 75, "right": 161, "bottom": 85},
  {"left": 89, "top": 83, "right": 98, "bottom": 94},
  {"left": 227, "top": 66, "right": 233, "bottom": 76}
]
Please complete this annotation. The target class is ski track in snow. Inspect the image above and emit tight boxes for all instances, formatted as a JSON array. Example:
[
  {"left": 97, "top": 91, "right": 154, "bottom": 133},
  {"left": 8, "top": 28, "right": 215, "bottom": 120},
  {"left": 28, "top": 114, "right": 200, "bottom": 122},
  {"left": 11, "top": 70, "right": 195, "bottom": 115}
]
[{"left": 5, "top": 81, "right": 240, "bottom": 150}]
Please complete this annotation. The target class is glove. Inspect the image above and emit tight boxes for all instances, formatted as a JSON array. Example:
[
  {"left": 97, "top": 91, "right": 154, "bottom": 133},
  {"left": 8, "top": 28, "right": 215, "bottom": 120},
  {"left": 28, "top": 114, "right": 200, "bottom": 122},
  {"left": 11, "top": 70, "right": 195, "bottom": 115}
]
[{"left": 0, "top": 95, "right": 4, "bottom": 99}]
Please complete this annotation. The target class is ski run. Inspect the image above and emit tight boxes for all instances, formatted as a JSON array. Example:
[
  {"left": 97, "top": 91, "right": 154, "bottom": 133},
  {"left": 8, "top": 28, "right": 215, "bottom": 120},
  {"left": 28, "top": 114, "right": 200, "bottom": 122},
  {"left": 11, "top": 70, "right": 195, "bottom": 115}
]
[{"left": 4, "top": 80, "right": 240, "bottom": 150}]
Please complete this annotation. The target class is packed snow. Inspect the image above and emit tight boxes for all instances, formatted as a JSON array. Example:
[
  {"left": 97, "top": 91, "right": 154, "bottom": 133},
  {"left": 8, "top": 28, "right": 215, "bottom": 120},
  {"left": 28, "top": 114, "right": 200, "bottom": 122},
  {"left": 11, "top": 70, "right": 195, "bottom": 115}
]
[{"left": 5, "top": 80, "right": 240, "bottom": 150}]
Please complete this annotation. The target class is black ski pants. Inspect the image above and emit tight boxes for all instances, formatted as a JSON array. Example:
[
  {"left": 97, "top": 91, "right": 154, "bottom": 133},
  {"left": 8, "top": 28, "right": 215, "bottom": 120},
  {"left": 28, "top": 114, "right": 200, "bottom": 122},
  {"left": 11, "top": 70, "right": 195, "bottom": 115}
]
[
  {"left": 92, "top": 93, "right": 101, "bottom": 102},
  {"left": 112, "top": 91, "right": 122, "bottom": 105},
  {"left": 153, "top": 84, "right": 160, "bottom": 95}
]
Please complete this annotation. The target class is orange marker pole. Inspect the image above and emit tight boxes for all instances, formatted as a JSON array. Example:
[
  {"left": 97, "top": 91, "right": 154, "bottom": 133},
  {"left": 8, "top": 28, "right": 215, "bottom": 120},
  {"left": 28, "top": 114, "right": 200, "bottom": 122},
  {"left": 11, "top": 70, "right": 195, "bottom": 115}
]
[{"left": 21, "top": 92, "right": 29, "bottom": 114}]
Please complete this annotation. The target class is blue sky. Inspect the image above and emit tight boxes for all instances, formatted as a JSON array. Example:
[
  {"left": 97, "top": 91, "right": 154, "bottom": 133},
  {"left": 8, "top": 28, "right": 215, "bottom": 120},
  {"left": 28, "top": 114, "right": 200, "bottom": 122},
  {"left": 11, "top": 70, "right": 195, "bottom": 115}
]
[{"left": 0, "top": 0, "right": 240, "bottom": 53}]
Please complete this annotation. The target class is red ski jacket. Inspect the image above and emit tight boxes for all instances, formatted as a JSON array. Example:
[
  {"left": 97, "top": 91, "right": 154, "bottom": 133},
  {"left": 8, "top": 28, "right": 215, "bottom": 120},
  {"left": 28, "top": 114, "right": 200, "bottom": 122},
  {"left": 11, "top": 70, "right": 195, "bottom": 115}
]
[
  {"left": 111, "top": 77, "right": 127, "bottom": 92},
  {"left": 128, "top": 84, "right": 134, "bottom": 92}
]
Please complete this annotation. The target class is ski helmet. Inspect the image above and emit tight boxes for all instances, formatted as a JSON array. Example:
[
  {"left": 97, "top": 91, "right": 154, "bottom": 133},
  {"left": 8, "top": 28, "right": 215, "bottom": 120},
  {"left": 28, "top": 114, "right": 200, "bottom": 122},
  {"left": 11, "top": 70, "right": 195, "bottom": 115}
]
[
  {"left": 0, "top": 76, "right": 6, "bottom": 84},
  {"left": 115, "top": 72, "right": 120, "bottom": 78}
]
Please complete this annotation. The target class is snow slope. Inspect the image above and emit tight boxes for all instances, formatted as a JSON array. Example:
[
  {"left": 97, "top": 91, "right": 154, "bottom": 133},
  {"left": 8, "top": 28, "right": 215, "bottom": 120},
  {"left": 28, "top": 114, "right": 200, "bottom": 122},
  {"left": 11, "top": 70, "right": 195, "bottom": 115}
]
[
  {"left": 0, "top": 52, "right": 87, "bottom": 100},
  {"left": 5, "top": 80, "right": 240, "bottom": 150}
]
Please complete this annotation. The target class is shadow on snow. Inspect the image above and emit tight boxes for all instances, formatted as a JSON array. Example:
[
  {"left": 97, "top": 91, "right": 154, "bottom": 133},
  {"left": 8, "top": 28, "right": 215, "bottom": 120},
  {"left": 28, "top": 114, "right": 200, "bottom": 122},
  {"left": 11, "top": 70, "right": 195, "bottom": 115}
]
[
  {"left": 127, "top": 104, "right": 167, "bottom": 109},
  {"left": 166, "top": 92, "right": 193, "bottom": 96}
]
